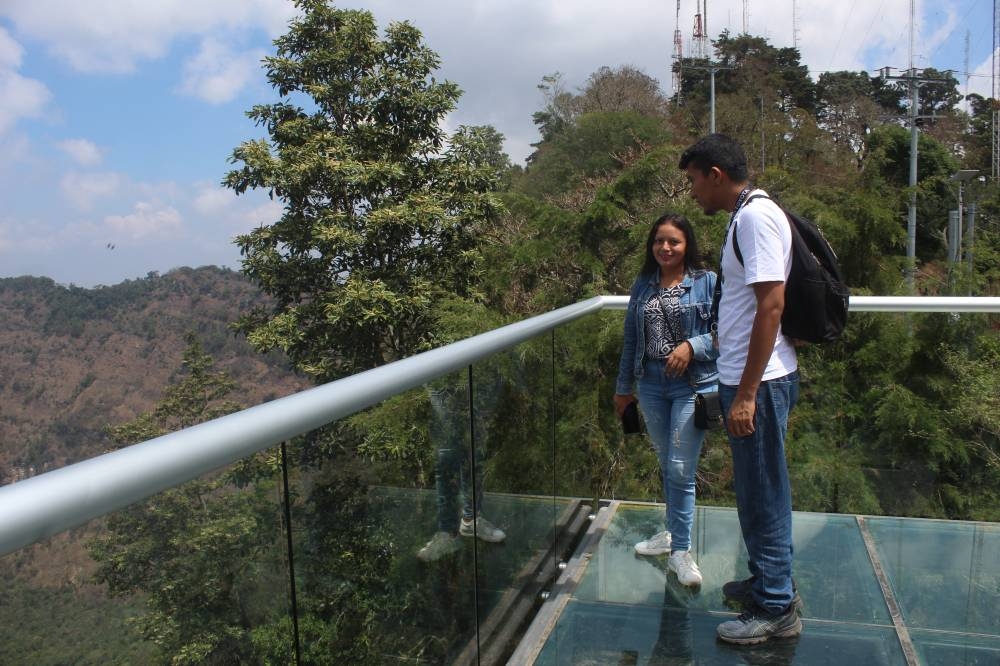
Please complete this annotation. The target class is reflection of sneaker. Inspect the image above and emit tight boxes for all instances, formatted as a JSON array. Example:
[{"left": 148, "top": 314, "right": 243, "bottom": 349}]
[
  {"left": 417, "top": 531, "right": 462, "bottom": 562},
  {"left": 716, "top": 602, "right": 802, "bottom": 645},
  {"left": 459, "top": 516, "right": 506, "bottom": 543},
  {"left": 635, "top": 530, "right": 672, "bottom": 556},
  {"left": 667, "top": 550, "right": 703, "bottom": 587},
  {"left": 722, "top": 576, "right": 802, "bottom": 612}
]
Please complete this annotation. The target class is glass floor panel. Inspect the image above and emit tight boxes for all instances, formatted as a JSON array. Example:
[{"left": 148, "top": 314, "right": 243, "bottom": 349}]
[
  {"left": 865, "top": 517, "right": 1000, "bottom": 634},
  {"left": 524, "top": 503, "right": 1000, "bottom": 665},
  {"left": 535, "top": 601, "right": 906, "bottom": 666}
]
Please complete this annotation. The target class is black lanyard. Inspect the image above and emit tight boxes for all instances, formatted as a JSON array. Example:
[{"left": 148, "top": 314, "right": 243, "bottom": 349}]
[{"left": 711, "top": 187, "right": 753, "bottom": 328}]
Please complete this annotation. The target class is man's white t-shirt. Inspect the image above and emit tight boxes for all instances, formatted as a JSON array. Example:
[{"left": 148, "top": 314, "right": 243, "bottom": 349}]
[{"left": 717, "top": 190, "right": 798, "bottom": 386}]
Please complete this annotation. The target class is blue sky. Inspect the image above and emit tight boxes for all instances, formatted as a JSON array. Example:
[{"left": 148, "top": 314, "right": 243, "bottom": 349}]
[{"left": 0, "top": 0, "right": 994, "bottom": 287}]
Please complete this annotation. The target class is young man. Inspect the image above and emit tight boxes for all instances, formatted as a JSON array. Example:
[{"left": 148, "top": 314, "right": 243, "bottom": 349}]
[{"left": 679, "top": 134, "right": 802, "bottom": 644}]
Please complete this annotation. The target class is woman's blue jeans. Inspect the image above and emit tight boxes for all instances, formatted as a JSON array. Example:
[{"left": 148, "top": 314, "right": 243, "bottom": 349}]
[
  {"left": 637, "top": 360, "right": 709, "bottom": 552},
  {"left": 719, "top": 370, "right": 799, "bottom": 614}
]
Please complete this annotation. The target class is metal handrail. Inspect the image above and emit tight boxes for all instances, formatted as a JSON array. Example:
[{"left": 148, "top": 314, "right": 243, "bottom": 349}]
[{"left": 1, "top": 294, "right": 998, "bottom": 555}]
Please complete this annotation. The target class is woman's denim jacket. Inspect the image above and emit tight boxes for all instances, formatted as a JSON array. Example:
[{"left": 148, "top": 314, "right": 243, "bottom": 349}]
[{"left": 615, "top": 269, "right": 720, "bottom": 395}]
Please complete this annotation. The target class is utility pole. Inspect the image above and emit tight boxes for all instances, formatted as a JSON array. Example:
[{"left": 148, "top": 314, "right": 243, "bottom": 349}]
[
  {"left": 879, "top": 66, "right": 952, "bottom": 291},
  {"left": 675, "top": 0, "right": 730, "bottom": 133}
]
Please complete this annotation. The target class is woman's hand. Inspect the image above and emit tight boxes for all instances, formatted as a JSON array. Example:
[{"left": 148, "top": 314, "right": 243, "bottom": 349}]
[
  {"left": 613, "top": 393, "right": 636, "bottom": 418},
  {"left": 663, "top": 340, "right": 693, "bottom": 377}
]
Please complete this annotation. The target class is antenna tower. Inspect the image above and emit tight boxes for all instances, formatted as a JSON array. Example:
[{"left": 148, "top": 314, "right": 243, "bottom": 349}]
[
  {"left": 742, "top": 0, "right": 749, "bottom": 34},
  {"left": 792, "top": 0, "right": 800, "bottom": 49},
  {"left": 692, "top": 0, "right": 708, "bottom": 59},
  {"left": 673, "top": 0, "right": 684, "bottom": 98},
  {"left": 964, "top": 31, "right": 970, "bottom": 113}
]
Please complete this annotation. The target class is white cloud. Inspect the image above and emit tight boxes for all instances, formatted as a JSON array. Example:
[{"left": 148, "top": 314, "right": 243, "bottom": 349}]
[
  {"left": 0, "top": 27, "right": 50, "bottom": 135},
  {"left": 0, "top": 24, "right": 24, "bottom": 68},
  {"left": 60, "top": 171, "right": 122, "bottom": 210},
  {"left": 57, "top": 138, "right": 103, "bottom": 166},
  {"left": 193, "top": 183, "right": 238, "bottom": 215},
  {"left": 178, "top": 38, "right": 264, "bottom": 104},
  {"left": 0, "top": 0, "right": 296, "bottom": 73},
  {"left": 0, "top": 131, "right": 31, "bottom": 172},
  {"left": 104, "top": 201, "right": 183, "bottom": 240},
  {"left": 242, "top": 199, "right": 284, "bottom": 229}
]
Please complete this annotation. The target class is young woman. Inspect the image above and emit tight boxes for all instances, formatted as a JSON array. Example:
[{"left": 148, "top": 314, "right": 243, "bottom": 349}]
[{"left": 613, "top": 213, "right": 719, "bottom": 586}]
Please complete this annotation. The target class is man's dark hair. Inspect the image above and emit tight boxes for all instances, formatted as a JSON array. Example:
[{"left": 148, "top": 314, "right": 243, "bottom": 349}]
[
  {"left": 641, "top": 213, "right": 703, "bottom": 277},
  {"left": 678, "top": 133, "right": 749, "bottom": 182}
]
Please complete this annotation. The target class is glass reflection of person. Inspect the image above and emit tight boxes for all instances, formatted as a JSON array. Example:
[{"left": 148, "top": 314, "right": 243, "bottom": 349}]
[
  {"left": 614, "top": 213, "right": 719, "bottom": 587},
  {"left": 417, "top": 372, "right": 506, "bottom": 562}
]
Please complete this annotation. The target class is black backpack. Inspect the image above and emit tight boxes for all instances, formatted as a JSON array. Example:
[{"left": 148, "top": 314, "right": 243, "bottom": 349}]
[{"left": 729, "top": 195, "right": 850, "bottom": 344}]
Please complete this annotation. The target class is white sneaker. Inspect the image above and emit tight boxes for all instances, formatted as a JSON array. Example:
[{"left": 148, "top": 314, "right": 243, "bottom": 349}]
[
  {"left": 668, "top": 550, "right": 703, "bottom": 587},
  {"left": 460, "top": 515, "right": 506, "bottom": 543},
  {"left": 634, "top": 530, "right": 672, "bottom": 556},
  {"left": 417, "top": 531, "right": 462, "bottom": 562}
]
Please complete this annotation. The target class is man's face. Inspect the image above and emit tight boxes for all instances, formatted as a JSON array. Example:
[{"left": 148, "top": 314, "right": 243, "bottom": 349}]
[{"left": 684, "top": 164, "right": 721, "bottom": 215}]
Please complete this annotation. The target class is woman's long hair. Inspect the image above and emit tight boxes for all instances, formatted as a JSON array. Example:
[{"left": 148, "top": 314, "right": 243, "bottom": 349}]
[{"left": 640, "top": 213, "right": 703, "bottom": 278}]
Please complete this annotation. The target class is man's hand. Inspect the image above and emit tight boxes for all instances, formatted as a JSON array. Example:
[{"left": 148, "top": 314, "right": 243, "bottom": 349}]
[
  {"left": 731, "top": 280, "right": 784, "bottom": 438},
  {"left": 727, "top": 391, "right": 756, "bottom": 437}
]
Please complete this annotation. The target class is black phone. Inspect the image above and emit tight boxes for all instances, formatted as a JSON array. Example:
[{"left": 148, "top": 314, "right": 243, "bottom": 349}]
[{"left": 621, "top": 401, "right": 642, "bottom": 434}]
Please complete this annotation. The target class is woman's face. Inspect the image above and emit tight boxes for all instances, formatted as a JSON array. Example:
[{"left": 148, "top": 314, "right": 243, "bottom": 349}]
[{"left": 651, "top": 221, "right": 687, "bottom": 274}]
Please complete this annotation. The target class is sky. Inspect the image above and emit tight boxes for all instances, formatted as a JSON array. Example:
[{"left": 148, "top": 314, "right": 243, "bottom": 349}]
[{"left": 0, "top": 0, "right": 996, "bottom": 287}]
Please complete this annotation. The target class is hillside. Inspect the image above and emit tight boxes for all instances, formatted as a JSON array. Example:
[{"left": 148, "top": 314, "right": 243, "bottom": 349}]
[{"left": 0, "top": 266, "right": 310, "bottom": 484}]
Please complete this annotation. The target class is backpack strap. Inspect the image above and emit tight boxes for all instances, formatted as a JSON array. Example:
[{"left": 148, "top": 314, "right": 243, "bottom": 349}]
[{"left": 711, "top": 192, "right": 762, "bottom": 325}]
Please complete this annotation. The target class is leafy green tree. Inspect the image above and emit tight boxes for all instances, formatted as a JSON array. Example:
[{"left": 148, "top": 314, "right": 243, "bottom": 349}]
[
  {"left": 681, "top": 32, "right": 815, "bottom": 113},
  {"left": 224, "top": 0, "right": 506, "bottom": 382},
  {"left": 88, "top": 335, "right": 286, "bottom": 664},
  {"left": 916, "top": 67, "right": 962, "bottom": 122},
  {"left": 815, "top": 71, "right": 904, "bottom": 167}
]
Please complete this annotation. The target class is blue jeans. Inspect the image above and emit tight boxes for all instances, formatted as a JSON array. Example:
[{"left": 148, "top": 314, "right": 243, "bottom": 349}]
[
  {"left": 720, "top": 371, "right": 799, "bottom": 614},
  {"left": 637, "top": 360, "right": 710, "bottom": 552},
  {"left": 429, "top": 373, "right": 500, "bottom": 533}
]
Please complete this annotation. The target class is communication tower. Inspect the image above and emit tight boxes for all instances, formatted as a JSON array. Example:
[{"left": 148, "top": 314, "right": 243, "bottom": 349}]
[
  {"left": 692, "top": 0, "right": 708, "bottom": 59},
  {"left": 673, "top": 0, "right": 683, "bottom": 97}
]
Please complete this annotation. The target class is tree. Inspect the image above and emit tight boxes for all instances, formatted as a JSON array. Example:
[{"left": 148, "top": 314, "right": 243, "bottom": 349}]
[
  {"left": 703, "top": 32, "right": 815, "bottom": 113},
  {"left": 224, "top": 0, "right": 507, "bottom": 382},
  {"left": 815, "top": 71, "right": 904, "bottom": 167},
  {"left": 916, "top": 67, "right": 962, "bottom": 121},
  {"left": 88, "top": 336, "right": 285, "bottom": 664}
]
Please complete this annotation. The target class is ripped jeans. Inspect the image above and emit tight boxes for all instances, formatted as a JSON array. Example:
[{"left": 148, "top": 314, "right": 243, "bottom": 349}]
[{"left": 637, "top": 359, "right": 711, "bottom": 552}]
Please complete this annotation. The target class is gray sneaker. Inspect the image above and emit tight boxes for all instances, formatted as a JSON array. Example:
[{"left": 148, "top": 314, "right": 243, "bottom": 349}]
[
  {"left": 459, "top": 515, "right": 506, "bottom": 543},
  {"left": 417, "top": 531, "right": 462, "bottom": 561},
  {"left": 716, "top": 603, "right": 802, "bottom": 645},
  {"left": 634, "top": 530, "right": 672, "bottom": 556},
  {"left": 722, "top": 576, "right": 802, "bottom": 613}
]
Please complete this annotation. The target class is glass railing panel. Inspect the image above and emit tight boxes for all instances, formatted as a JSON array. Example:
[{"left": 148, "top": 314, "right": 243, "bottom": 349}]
[
  {"left": 786, "top": 310, "right": 1000, "bottom": 521},
  {"left": 467, "top": 340, "right": 568, "bottom": 663},
  {"left": 286, "top": 369, "right": 481, "bottom": 664},
  {"left": 0, "top": 455, "right": 293, "bottom": 664},
  {"left": 552, "top": 311, "right": 628, "bottom": 501}
]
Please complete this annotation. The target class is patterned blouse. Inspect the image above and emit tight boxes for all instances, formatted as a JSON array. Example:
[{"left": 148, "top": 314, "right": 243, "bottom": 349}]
[{"left": 644, "top": 285, "right": 684, "bottom": 359}]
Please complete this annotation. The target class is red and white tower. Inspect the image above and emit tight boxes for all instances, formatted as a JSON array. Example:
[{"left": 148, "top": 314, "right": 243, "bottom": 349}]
[
  {"left": 672, "top": 0, "right": 683, "bottom": 97},
  {"left": 692, "top": 0, "right": 708, "bottom": 60}
]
